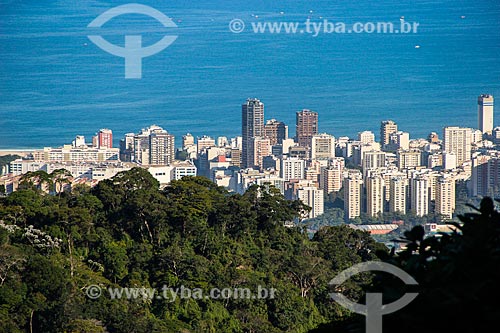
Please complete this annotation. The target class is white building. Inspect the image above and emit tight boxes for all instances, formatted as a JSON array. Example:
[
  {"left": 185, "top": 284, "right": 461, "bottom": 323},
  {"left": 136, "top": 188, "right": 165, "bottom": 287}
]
[
  {"left": 33, "top": 145, "right": 119, "bottom": 163},
  {"left": 389, "top": 177, "right": 407, "bottom": 214},
  {"left": 389, "top": 131, "right": 410, "bottom": 150},
  {"left": 297, "top": 187, "right": 324, "bottom": 219},
  {"left": 435, "top": 176, "right": 456, "bottom": 220},
  {"left": 319, "top": 158, "right": 344, "bottom": 194},
  {"left": 411, "top": 175, "right": 429, "bottom": 217},
  {"left": 358, "top": 131, "right": 375, "bottom": 144},
  {"left": 478, "top": 94, "right": 494, "bottom": 135},
  {"left": 443, "top": 126, "right": 472, "bottom": 166},
  {"left": 147, "top": 161, "right": 197, "bottom": 187},
  {"left": 344, "top": 171, "right": 363, "bottom": 221},
  {"left": 443, "top": 152, "right": 457, "bottom": 170},
  {"left": 281, "top": 157, "right": 306, "bottom": 181},
  {"left": 311, "top": 133, "right": 336, "bottom": 160},
  {"left": 366, "top": 175, "right": 385, "bottom": 217}
]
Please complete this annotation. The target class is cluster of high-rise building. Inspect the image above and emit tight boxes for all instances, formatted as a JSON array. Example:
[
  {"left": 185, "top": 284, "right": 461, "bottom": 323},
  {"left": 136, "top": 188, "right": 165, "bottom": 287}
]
[
  {"left": 185, "top": 95, "right": 497, "bottom": 221},
  {"left": 2, "top": 94, "right": 498, "bottom": 223}
]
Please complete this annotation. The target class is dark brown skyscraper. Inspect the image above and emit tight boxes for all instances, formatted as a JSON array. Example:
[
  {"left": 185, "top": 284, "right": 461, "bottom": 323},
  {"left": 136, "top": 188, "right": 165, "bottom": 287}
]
[
  {"left": 295, "top": 109, "right": 318, "bottom": 148},
  {"left": 242, "top": 98, "right": 264, "bottom": 168}
]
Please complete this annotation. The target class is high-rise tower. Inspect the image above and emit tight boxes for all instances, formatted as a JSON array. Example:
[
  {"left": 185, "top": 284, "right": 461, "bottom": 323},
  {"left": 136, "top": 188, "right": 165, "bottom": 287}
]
[
  {"left": 242, "top": 98, "right": 264, "bottom": 168},
  {"left": 296, "top": 109, "right": 318, "bottom": 148},
  {"left": 478, "top": 94, "right": 494, "bottom": 135}
]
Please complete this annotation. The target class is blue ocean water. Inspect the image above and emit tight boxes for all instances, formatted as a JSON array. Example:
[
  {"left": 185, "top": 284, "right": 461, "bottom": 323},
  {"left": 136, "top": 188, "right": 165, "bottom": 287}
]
[{"left": 1, "top": 0, "right": 500, "bottom": 149}]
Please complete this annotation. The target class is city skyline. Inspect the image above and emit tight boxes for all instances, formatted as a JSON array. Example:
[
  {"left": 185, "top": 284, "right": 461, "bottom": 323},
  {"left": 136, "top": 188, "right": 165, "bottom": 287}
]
[
  {"left": 3, "top": 93, "right": 497, "bottom": 222},
  {"left": 2, "top": 2, "right": 499, "bottom": 331},
  {"left": 4, "top": 93, "right": 494, "bottom": 152}
]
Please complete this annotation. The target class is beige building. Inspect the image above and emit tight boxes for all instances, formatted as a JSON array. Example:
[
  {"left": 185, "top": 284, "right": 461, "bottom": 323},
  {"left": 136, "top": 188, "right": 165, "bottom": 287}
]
[
  {"left": 344, "top": 171, "right": 363, "bottom": 221},
  {"left": 197, "top": 136, "right": 216, "bottom": 154},
  {"left": 182, "top": 133, "right": 195, "bottom": 151},
  {"left": 435, "top": 176, "right": 456, "bottom": 220},
  {"left": 443, "top": 126, "right": 472, "bottom": 166},
  {"left": 366, "top": 175, "right": 385, "bottom": 217},
  {"left": 319, "top": 158, "right": 344, "bottom": 194},
  {"left": 397, "top": 150, "right": 421, "bottom": 170},
  {"left": 149, "top": 131, "right": 175, "bottom": 165},
  {"left": 411, "top": 175, "right": 429, "bottom": 217},
  {"left": 311, "top": 133, "right": 336, "bottom": 160},
  {"left": 389, "top": 177, "right": 408, "bottom": 214},
  {"left": 249, "top": 137, "right": 271, "bottom": 169},
  {"left": 297, "top": 187, "right": 324, "bottom": 219},
  {"left": 380, "top": 120, "right": 398, "bottom": 148},
  {"left": 428, "top": 153, "right": 443, "bottom": 169},
  {"left": 358, "top": 131, "right": 375, "bottom": 145},
  {"left": 478, "top": 94, "right": 494, "bottom": 135},
  {"left": 281, "top": 157, "right": 306, "bottom": 181}
]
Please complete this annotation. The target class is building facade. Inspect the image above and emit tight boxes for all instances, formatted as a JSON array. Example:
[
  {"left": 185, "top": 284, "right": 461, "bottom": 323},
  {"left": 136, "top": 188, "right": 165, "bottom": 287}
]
[
  {"left": 242, "top": 98, "right": 265, "bottom": 168},
  {"left": 296, "top": 109, "right": 318, "bottom": 148}
]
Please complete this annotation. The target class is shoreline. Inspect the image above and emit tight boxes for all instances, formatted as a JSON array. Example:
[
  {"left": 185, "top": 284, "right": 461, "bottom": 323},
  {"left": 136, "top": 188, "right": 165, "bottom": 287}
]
[{"left": 0, "top": 150, "right": 35, "bottom": 157}]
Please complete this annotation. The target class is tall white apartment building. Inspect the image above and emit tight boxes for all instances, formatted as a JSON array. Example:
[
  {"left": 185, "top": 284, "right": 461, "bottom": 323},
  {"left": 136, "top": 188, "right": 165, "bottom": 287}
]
[
  {"left": 366, "top": 175, "right": 385, "bottom": 217},
  {"left": 149, "top": 131, "right": 175, "bottom": 165},
  {"left": 362, "top": 151, "right": 386, "bottom": 178},
  {"left": 389, "top": 131, "right": 410, "bottom": 150},
  {"left": 443, "top": 126, "right": 472, "bottom": 166},
  {"left": 344, "top": 171, "right": 363, "bottom": 221},
  {"left": 478, "top": 94, "right": 494, "bottom": 135},
  {"left": 435, "top": 176, "right": 456, "bottom": 220},
  {"left": 389, "top": 177, "right": 408, "bottom": 214},
  {"left": 411, "top": 175, "right": 429, "bottom": 217}
]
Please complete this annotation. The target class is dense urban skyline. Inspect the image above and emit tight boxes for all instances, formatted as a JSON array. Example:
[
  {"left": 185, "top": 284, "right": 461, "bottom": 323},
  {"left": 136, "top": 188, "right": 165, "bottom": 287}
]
[{"left": 2, "top": 94, "right": 497, "bottom": 225}]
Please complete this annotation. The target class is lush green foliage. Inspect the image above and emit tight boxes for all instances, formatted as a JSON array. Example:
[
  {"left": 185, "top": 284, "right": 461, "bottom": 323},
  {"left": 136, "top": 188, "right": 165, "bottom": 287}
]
[
  {"left": 312, "top": 197, "right": 500, "bottom": 332},
  {"left": 0, "top": 168, "right": 385, "bottom": 333},
  {"left": 0, "top": 154, "right": 20, "bottom": 171}
]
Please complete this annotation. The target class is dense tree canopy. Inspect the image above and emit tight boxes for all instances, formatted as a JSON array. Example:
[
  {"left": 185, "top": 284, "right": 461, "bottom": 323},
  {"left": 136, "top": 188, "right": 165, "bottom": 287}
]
[
  {"left": 0, "top": 168, "right": 385, "bottom": 332},
  {"left": 2, "top": 167, "right": 497, "bottom": 332},
  {"left": 312, "top": 197, "right": 500, "bottom": 333}
]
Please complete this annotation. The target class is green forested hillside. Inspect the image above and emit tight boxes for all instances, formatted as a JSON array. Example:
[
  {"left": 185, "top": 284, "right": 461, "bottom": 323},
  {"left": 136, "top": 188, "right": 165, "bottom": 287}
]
[{"left": 0, "top": 168, "right": 385, "bottom": 333}]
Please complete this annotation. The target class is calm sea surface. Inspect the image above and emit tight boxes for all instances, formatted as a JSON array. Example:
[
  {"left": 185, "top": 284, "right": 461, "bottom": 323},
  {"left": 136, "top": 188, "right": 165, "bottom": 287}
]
[{"left": 1, "top": 0, "right": 500, "bottom": 148}]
